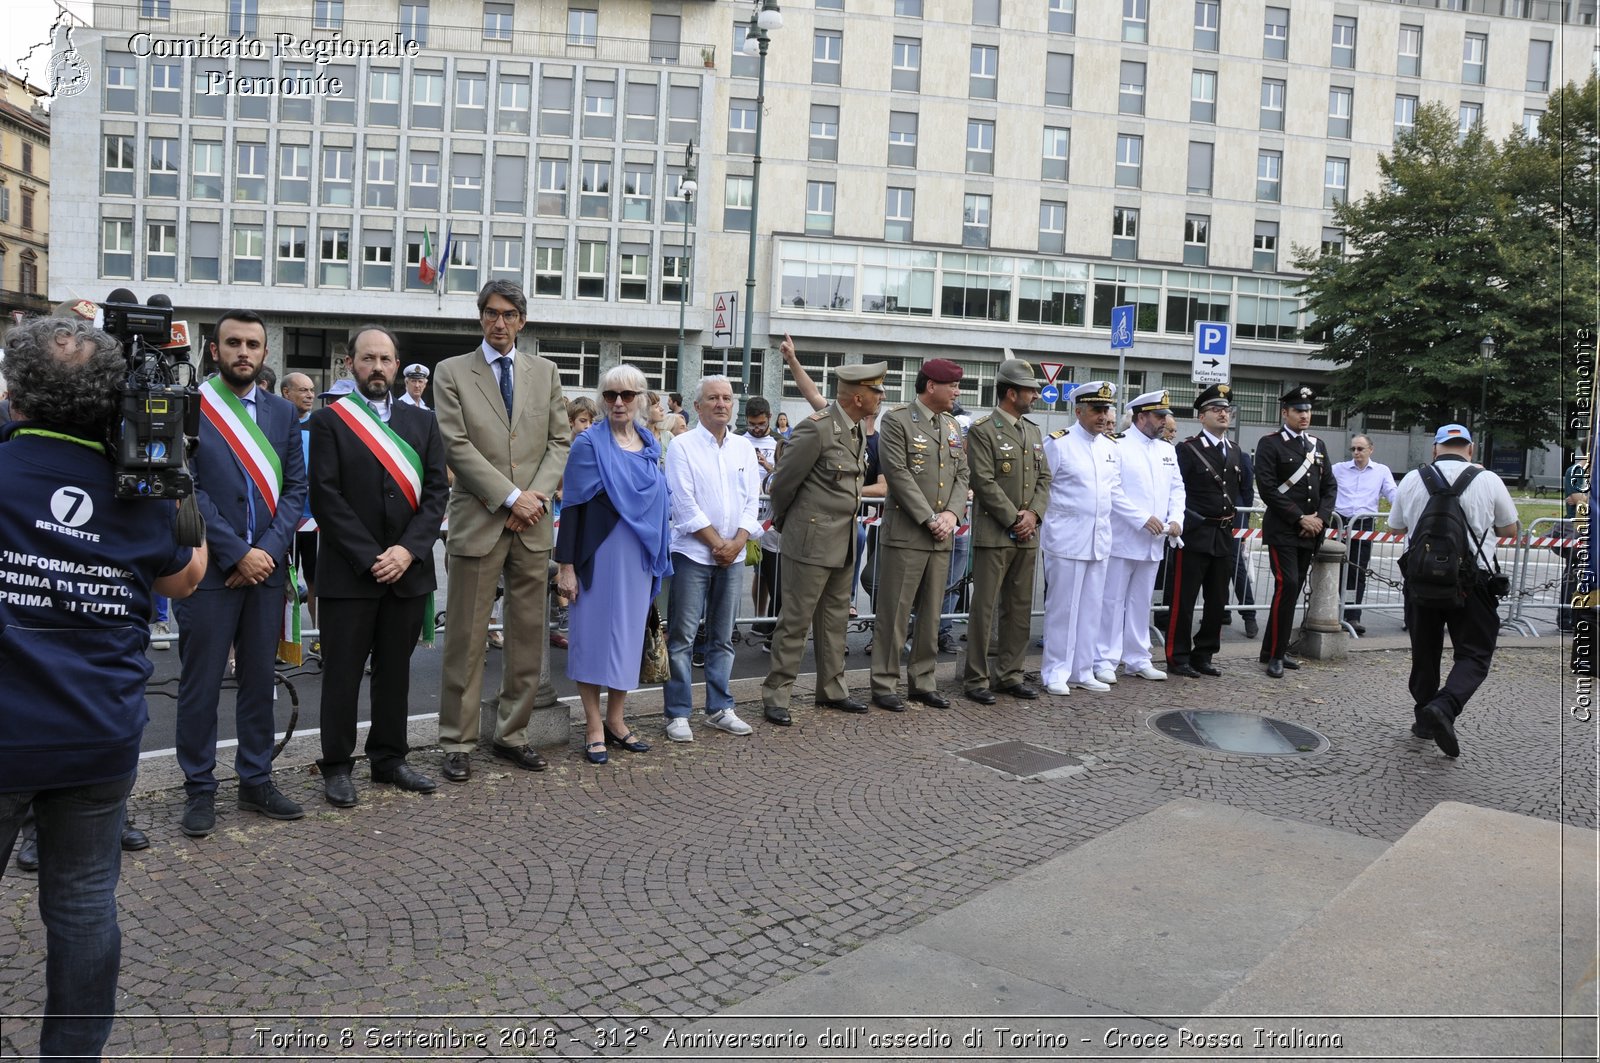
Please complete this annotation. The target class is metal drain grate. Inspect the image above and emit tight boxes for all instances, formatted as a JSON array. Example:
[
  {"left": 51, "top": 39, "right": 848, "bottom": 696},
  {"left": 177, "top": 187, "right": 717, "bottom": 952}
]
[
  {"left": 1149, "top": 710, "right": 1329, "bottom": 756},
  {"left": 953, "top": 740, "right": 1082, "bottom": 777}
]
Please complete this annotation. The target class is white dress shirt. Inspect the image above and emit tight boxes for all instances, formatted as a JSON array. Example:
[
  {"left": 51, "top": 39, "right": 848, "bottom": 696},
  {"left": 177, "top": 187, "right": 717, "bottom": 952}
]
[
  {"left": 665, "top": 423, "right": 764, "bottom": 566},
  {"left": 1387, "top": 457, "right": 1517, "bottom": 572},
  {"left": 1333, "top": 459, "right": 1398, "bottom": 517}
]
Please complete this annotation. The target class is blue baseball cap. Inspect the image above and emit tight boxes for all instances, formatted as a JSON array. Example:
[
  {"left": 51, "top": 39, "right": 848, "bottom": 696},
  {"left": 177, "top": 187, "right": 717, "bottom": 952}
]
[{"left": 1433, "top": 423, "right": 1473, "bottom": 444}]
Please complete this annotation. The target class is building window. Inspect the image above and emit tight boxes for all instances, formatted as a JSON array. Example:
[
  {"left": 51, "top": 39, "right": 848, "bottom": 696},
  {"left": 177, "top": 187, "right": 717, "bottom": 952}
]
[
  {"left": 806, "top": 181, "right": 836, "bottom": 236},
  {"left": 966, "top": 119, "right": 995, "bottom": 175},
  {"left": 365, "top": 148, "right": 398, "bottom": 208},
  {"left": 446, "top": 236, "right": 479, "bottom": 294},
  {"left": 1260, "top": 78, "right": 1285, "bottom": 131},
  {"left": 888, "top": 111, "right": 918, "bottom": 167},
  {"left": 189, "top": 221, "right": 220, "bottom": 282},
  {"left": 399, "top": 1, "right": 429, "bottom": 46},
  {"left": 483, "top": 2, "right": 513, "bottom": 41},
  {"left": 191, "top": 63, "right": 225, "bottom": 118},
  {"left": 619, "top": 251, "right": 649, "bottom": 302},
  {"left": 363, "top": 232, "right": 395, "bottom": 289},
  {"left": 1119, "top": 61, "right": 1145, "bottom": 115},
  {"left": 1111, "top": 207, "right": 1138, "bottom": 260},
  {"left": 579, "top": 159, "right": 611, "bottom": 219},
  {"left": 974, "top": 0, "right": 1000, "bottom": 27},
  {"left": 725, "top": 176, "right": 752, "bottom": 231},
  {"left": 192, "top": 141, "right": 223, "bottom": 200},
  {"left": 1187, "top": 141, "right": 1213, "bottom": 196},
  {"left": 103, "top": 134, "right": 136, "bottom": 196},
  {"left": 1048, "top": 0, "right": 1075, "bottom": 35},
  {"left": 228, "top": 0, "right": 259, "bottom": 38},
  {"left": 492, "top": 155, "right": 526, "bottom": 214},
  {"left": 18, "top": 250, "right": 37, "bottom": 294},
  {"left": 1324, "top": 157, "right": 1348, "bottom": 208},
  {"left": 1257, "top": 150, "right": 1282, "bottom": 202},
  {"left": 942, "top": 254, "right": 1010, "bottom": 321},
  {"left": 407, "top": 149, "right": 438, "bottom": 210},
  {"left": 411, "top": 69, "right": 443, "bottom": 128},
  {"left": 276, "top": 224, "right": 307, "bottom": 285},
  {"left": 235, "top": 142, "right": 268, "bottom": 203},
  {"left": 1253, "top": 221, "right": 1278, "bottom": 272},
  {"left": 314, "top": 0, "right": 342, "bottom": 30},
  {"left": 809, "top": 104, "right": 839, "bottom": 162},
  {"left": 624, "top": 80, "right": 658, "bottom": 142},
  {"left": 19, "top": 191, "right": 32, "bottom": 231},
  {"left": 970, "top": 45, "right": 997, "bottom": 99},
  {"left": 1527, "top": 40, "right": 1552, "bottom": 93},
  {"left": 1320, "top": 227, "right": 1345, "bottom": 257},
  {"left": 534, "top": 244, "right": 564, "bottom": 297},
  {"left": 1165, "top": 271, "right": 1230, "bottom": 334},
  {"left": 895, "top": 0, "right": 923, "bottom": 15},
  {"left": 661, "top": 250, "right": 687, "bottom": 304},
  {"left": 582, "top": 77, "right": 616, "bottom": 138},
  {"left": 567, "top": 8, "right": 597, "bottom": 47},
  {"left": 454, "top": 73, "right": 487, "bottom": 132},
  {"left": 1045, "top": 52, "right": 1072, "bottom": 107},
  {"left": 1328, "top": 86, "right": 1352, "bottom": 139},
  {"left": 813, "top": 30, "right": 842, "bottom": 85},
  {"left": 728, "top": 100, "right": 757, "bottom": 155},
  {"left": 891, "top": 36, "right": 921, "bottom": 92},
  {"left": 665, "top": 169, "right": 694, "bottom": 224},
  {"left": 1398, "top": 25, "right": 1422, "bottom": 77},
  {"left": 1523, "top": 109, "right": 1544, "bottom": 138},
  {"left": 541, "top": 74, "right": 573, "bottom": 137},
  {"left": 577, "top": 240, "right": 606, "bottom": 300},
  {"left": 1395, "top": 95, "right": 1418, "bottom": 138},
  {"left": 273, "top": 64, "right": 311, "bottom": 121},
  {"left": 1042, "top": 125, "right": 1069, "bottom": 181},
  {"left": 1194, "top": 0, "right": 1219, "bottom": 52},
  {"left": 1122, "top": 0, "right": 1147, "bottom": 43},
  {"left": 538, "top": 158, "right": 569, "bottom": 216},
  {"left": 141, "top": 0, "right": 171, "bottom": 16},
  {"left": 146, "top": 221, "right": 178, "bottom": 281},
  {"left": 450, "top": 151, "right": 483, "bottom": 212},
  {"left": 885, "top": 187, "right": 914, "bottom": 242},
  {"left": 147, "top": 137, "right": 180, "bottom": 198},
  {"left": 1331, "top": 16, "right": 1356, "bottom": 70},
  {"left": 1458, "top": 102, "right": 1482, "bottom": 140},
  {"left": 1190, "top": 70, "right": 1216, "bottom": 123},
  {"left": 497, "top": 74, "right": 531, "bottom": 135},
  {"left": 648, "top": 14, "right": 680, "bottom": 64},
  {"left": 623, "top": 164, "right": 654, "bottom": 221},
  {"left": 1462, "top": 33, "right": 1487, "bottom": 85},
  {"left": 232, "top": 224, "right": 264, "bottom": 284},
  {"left": 321, "top": 146, "right": 353, "bottom": 207},
  {"left": 1184, "top": 214, "right": 1209, "bottom": 267},
  {"left": 104, "top": 59, "right": 136, "bottom": 112},
  {"left": 1115, "top": 134, "right": 1142, "bottom": 188},
  {"left": 1038, "top": 200, "right": 1067, "bottom": 255},
  {"left": 1263, "top": 7, "right": 1289, "bottom": 62},
  {"left": 148, "top": 61, "right": 181, "bottom": 115},
  {"left": 962, "top": 193, "right": 991, "bottom": 248},
  {"left": 102, "top": 218, "right": 134, "bottom": 278},
  {"left": 732, "top": 22, "right": 758, "bottom": 79},
  {"left": 668, "top": 83, "right": 699, "bottom": 144}
]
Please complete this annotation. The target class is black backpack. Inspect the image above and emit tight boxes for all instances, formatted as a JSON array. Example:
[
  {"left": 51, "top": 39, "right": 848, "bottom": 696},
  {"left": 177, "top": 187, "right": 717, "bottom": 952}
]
[{"left": 1401, "top": 463, "right": 1486, "bottom": 607}]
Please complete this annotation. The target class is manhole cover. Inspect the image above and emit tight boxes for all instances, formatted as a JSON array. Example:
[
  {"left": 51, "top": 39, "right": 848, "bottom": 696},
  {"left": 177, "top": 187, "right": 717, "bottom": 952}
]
[
  {"left": 1149, "top": 710, "right": 1328, "bottom": 756},
  {"left": 953, "top": 740, "right": 1082, "bottom": 777}
]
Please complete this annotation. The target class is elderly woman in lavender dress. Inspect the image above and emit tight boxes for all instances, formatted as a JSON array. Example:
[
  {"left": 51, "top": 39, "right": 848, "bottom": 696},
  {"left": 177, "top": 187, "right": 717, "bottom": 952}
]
[{"left": 554, "top": 365, "right": 673, "bottom": 764}]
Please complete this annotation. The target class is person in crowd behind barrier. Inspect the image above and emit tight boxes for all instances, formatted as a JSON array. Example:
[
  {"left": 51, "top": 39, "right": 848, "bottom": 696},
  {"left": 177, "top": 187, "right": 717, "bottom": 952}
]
[
  {"left": 308, "top": 326, "right": 450, "bottom": 806},
  {"left": 1332, "top": 434, "right": 1399, "bottom": 635},
  {"left": 555, "top": 365, "right": 672, "bottom": 763},
  {"left": 1098, "top": 390, "right": 1185, "bottom": 685},
  {"left": 870, "top": 359, "right": 970, "bottom": 712},
  {"left": 1387, "top": 424, "right": 1518, "bottom": 757},
  {"left": 1226, "top": 444, "right": 1260, "bottom": 639},
  {"left": 645, "top": 391, "right": 675, "bottom": 462},
  {"left": 662, "top": 375, "right": 762, "bottom": 742},
  {"left": 175, "top": 309, "right": 309, "bottom": 837},
  {"left": 744, "top": 395, "right": 779, "bottom": 476},
  {"left": 776, "top": 411, "right": 791, "bottom": 439},
  {"left": 1040, "top": 382, "right": 1140, "bottom": 695},
  {"left": 549, "top": 396, "right": 599, "bottom": 649},
  {"left": 667, "top": 392, "right": 690, "bottom": 436},
  {"left": 255, "top": 364, "right": 277, "bottom": 394},
  {"left": 282, "top": 372, "right": 320, "bottom": 631},
  {"left": 433, "top": 281, "right": 571, "bottom": 783},
  {"left": 760, "top": 363, "right": 886, "bottom": 724},
  {"left": 0, "top": 315, "right": 207, "bottom": 1061},
  {"left": 1254, "top": 385, "right": 1337, "bottom": 678},
  {"left": 1166, "top": 384, "right": 1247, "bottom": 678},
  {"left": 398, "top": 363, "right": 432, "bottom": 410},
  {"left": 962, "top": 358, "right": 1051, "bottom": 704}
]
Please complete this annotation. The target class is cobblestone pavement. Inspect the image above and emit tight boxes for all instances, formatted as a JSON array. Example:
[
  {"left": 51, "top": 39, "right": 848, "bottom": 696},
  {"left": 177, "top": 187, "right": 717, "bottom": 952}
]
[{"left": 1, "top": 640, "right": 1592, "bottom": 1060}]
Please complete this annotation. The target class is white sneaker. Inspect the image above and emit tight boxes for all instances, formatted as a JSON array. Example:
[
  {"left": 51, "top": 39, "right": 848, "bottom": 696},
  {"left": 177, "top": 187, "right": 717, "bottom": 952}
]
[
  {"left": 1129, "top": 664, "right": 1168, "bottom": 681},
  {"left": 1075, "top": 677, "right": 1112, "bottom": 692},
  {"left": 150, "top": 621, "right": 173, "bottom": 651},
  {"left": 1045, "top": 681, "right": 1072, "bottom": 696},
  {"left": 665, "top": 718, "right": 694, "bottom": 742},
  {"left": 708, "top": 709, "right": 753, "bottom": 736},
  {"left": 1093, "top": 669, "right": 1119, "bottom": 685}
]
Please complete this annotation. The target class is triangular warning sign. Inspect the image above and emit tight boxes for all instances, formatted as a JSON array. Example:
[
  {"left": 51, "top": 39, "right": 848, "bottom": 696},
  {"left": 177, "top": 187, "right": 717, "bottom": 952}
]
[
  {"left": 715, "top": 295, "right": 728, "bottom": 312},
  {"left": 714, "top": 313, "right": 727, "bottom": 330},
  {"left": 1039, "top": 362, "right": 1065, "bottom": 384}
]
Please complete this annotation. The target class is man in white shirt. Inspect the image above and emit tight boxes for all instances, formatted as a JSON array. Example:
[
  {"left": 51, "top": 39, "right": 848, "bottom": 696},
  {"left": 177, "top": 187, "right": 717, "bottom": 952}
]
[
  {"left": 1096, "top": 390, "right": 1185, "bottom": 684},
  {"left": 1387, "top": 423, "right": 1518, "bottom": 758},
  {"left": 663, "top": 376, "right": 763, "bottom": 741},
  {"left": 1331, "top": 434, "right": 1398, "bottom": 634}
]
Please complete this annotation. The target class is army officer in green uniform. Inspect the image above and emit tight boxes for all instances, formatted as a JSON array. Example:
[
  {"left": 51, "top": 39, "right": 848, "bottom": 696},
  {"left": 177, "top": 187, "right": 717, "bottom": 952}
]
[
  {"left": 962, "top": 358, "right": 1051, "bottom": 703},
  {"left": 759, "top": 363, "right": 888, "bottom": 725},
  {"left": 870, "top": 359, "right": 971, "bottom": 711}
]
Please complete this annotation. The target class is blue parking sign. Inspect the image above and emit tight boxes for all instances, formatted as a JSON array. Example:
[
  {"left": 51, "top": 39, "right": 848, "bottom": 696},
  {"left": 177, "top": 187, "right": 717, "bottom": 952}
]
[{"left": 1110, "top": 305, "right": 1135, "bottom": 349}]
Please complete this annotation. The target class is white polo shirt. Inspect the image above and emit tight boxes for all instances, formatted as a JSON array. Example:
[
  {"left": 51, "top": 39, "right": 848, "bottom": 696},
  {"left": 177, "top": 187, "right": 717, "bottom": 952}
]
[{"left": 1387, "top": 456, "right": 1518, "bottom": 571}]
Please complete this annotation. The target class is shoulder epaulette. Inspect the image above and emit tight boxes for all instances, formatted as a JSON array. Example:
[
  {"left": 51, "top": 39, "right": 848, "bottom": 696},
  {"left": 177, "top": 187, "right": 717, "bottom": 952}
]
[
  {"left": 1020, "top": 414, "right": 1037, "bottom": 426},
  {"left": 1050, "top": 428, "right": 1069, "bottom": 439},
  {"left": 973, "top": 414, "right": 991, "bottom": 427},
  {"left": 808, "top": 410, "right": 828, "bottom": 422}
]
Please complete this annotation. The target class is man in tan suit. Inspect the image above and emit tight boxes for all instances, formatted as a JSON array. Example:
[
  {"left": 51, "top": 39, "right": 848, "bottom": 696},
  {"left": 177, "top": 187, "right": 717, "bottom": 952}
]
[
  {"left": 871, "top": 359, "right": 970, "bottom": 711},
  {"left": 433, "top": 281, "right": 570, "bottom": 782},
  {"left": 759, "top": 363, "right": 886, "bottom": 726}
]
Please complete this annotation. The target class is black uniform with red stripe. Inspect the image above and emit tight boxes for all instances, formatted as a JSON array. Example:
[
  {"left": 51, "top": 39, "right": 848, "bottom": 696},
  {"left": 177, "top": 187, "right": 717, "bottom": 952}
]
[
  {"left": 1167, "top": 432, "right": 1245, "bottom": 670},
  {"left": 1253, "top": 426, "right": 1338, "bottom": 661}
]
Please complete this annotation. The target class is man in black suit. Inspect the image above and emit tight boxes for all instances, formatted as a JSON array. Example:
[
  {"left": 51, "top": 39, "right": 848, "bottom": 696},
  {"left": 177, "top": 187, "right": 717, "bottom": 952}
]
[
  {"left": 1254, "top": 385, "right": 1338, "bottom": 678},
  {"left": 1166, "top": 384, "right": 1245, "bottom": 678},
  {"left": 308, "top": 325, "right": 450, "bottom": 806}
]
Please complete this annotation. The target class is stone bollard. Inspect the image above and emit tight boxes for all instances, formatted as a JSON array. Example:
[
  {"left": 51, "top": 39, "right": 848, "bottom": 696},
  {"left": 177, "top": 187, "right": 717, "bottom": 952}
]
[
  {"left": 525, "top": 565, "right": 569, "bottom": 749},
  {"left": 1297, "top": 535, "right": 1349, "bottom": 661}
]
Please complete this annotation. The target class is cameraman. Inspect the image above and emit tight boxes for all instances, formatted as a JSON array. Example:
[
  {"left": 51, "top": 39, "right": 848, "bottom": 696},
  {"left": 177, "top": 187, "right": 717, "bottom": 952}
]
[{"left": 0, "top": 316, "right": 205, "bottom": 1061}]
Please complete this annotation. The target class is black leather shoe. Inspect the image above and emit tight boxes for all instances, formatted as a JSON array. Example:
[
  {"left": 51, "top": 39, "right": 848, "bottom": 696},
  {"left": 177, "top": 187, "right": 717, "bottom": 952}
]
[
  {"left": 323, "top": 771, "right": 358, "bottom": 808},
  {"left": 1281, "top": 656, "right": 1302, "bottom": 670},
  {"left": 238, "top": 782, "right": 305, "bottom": 821},
  {"left": 491, "top": 743, "right": 549, "bottom": 772},
  {"left": 994, "top": 682, "right": 1041, "bottom": 700},
  {"left": 1167, "top": 662, "right": 1203, "bottom": 679},
  {"left": 763, "top": 706, "right": 792, "bottom": 726},
  {"left": 818, "top": 696, "right": 869, "bottom": 713},
  {"left": 872, "top": 693, "right": 907, "bottom": 712},
  {"left": 965, "top": 687, "right": 998, "bottom": 705},
  {"left": 1422, "top": 703, "right": 1459, "bottom": 758},
  {"left": 603, "top": 725, "right": 651, "bottom": 752},
  {"left": 441, "top": 752, "right": 471, "bottom": 783},
  {"left": 373, "top": 762, "right": 438, "bottom": 793},
  {"left": 909, "top": 689, "right": 950, "bottom": 709},
  {"left": 14, "top": 832, "right": 38, "bottom": 871},
  {"left": 1349, "top": 622, "right": 1366, "bottom": 636},
  {"left": 1265, "top": 658, "right": 1285, "bottom": 678},
  {"left": 1192, "top": 659, "right": 1223, "bottom": 677},
  {"left": 121, "top": 825, "right": 150, "bottom": 852},
  {"left": 180, "top": 793, "right": 216, "bottom": 837},
  {"left": 1410, "top": 720, "right": 1436, "bottom": 740}
]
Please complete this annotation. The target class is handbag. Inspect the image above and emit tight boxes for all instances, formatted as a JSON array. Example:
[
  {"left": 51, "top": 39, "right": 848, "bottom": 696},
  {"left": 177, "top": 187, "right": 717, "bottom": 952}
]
[{"left": 640, "top": 603, "right": 669, "bottom": 684}]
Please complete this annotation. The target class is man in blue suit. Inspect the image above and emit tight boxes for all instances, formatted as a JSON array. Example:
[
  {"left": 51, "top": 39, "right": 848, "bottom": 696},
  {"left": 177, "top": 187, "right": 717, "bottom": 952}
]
[{"left": 174, "top": 309, "right": 308, "bottom": 836}]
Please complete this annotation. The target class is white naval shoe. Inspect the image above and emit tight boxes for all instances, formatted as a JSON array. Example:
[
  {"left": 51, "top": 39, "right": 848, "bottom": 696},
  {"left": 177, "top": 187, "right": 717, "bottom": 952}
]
[
  {"left": 1044, "top": 681, "right": 1072, "bottom": 696},
  {"left": 1093, "top": 669, "right": 1119, "bottom": 686},
  {"left": 1128, "top": 664, "right": 1168, "bottom": 681},
  {"left": 1074, "top": 677, "right": 1112, "bottom": 692}
]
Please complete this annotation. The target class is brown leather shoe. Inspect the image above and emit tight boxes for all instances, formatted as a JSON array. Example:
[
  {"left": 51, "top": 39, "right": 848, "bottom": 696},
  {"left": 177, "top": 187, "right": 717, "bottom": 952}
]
[{"left": 491, "top": 743, "right": 549, "bottom": 772}]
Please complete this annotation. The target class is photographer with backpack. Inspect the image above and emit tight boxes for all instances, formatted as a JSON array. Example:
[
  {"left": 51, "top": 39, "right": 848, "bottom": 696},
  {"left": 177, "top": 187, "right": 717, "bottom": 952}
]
[{"left": 1387, "top": 424, "right": 1519, "bottom": 758}]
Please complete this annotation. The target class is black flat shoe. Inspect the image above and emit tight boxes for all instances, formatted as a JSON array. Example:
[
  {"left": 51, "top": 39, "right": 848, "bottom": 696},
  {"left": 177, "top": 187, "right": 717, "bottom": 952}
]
[
  {"left": 994, "top": 682, "right": 1041, "bottom": 700},
  {"left": 1167, "top": 662, "right": 1203, "bottom": 679},
  {"left": 763, "top": 707, "right": 792, "bottom": 726},
  {"left": 441, "top": 752, "right": 471, "bottom": 782},
  {"left": 1192, "top": 660, "right": 1223, "bottom": 677},
  {"left": 817, "top": 696, "right": 869, "bottom": 713},
  {"left": 1281, "top": 657, "right": 1302, "bottom": 670},
  {"left": 908, "top": 689, "right": 950, "bottom": 709},
  {"left": 965, "top": 687, "right": 997, "bottom": 705},
  {"left": 603, "top": 725, "right": 651, "bottom": 752},
  {"left": 584, "top": 741, "right": 609, "bottom": 765},
  {"left": 1265, "top": 658, "right": 1284, "bottom": 678},
  {"left": 872, "top": 693, "right": 907, "bottom": 712}
]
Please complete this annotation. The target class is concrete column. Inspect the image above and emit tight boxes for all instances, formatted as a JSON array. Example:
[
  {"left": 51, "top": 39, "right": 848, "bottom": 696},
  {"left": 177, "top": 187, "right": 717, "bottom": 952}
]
[
  {"left": 1298, "top": 537, "right": 1349, "bottom": 661},
  {"left": 679, "top": 342, "right": 704, "bottom": 391},
  {"left": 525, "top": 584, "right": 568, "bottom": 748}
]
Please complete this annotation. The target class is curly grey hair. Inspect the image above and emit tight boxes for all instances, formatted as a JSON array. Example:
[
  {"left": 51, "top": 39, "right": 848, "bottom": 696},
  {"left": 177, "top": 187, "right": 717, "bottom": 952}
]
[{"left": 3, "top": 316, "right": 125, "bottom": 429}]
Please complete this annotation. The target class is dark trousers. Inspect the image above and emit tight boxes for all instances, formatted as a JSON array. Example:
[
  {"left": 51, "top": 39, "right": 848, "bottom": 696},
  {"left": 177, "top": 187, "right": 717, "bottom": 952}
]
[
  {"left": 1231, "top": 542, "right": 1257, "bottom": 621},
  {"left": 317, "top": 592, "right": 427, "bottom": 773},
  {"left": 174, "top": 584, "right": 284, "bottom": 794},
  {"left": 1406, "top": 584, "right": 1500, "bottom": 723},
  {"left": 1343, "top": 516, "right": 1375, "bottom": 620},
  {"left": 1262, "top": 543, "right": 1314, "bottom": 661},
  {"left": 1166, "top": 547, "right": 1231, "bottom": 666}
]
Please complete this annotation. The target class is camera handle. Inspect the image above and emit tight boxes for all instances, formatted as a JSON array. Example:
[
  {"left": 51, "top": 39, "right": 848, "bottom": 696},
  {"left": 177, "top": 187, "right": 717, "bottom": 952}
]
[{"left": 175, "top": 493, "right": 206, "bottom": 549}]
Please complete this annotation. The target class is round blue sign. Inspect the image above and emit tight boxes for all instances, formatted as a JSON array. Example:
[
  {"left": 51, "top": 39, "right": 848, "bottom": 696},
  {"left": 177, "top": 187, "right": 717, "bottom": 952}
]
[{"left": 1039, "top": 384, "right": 1059, "bottom": 404}]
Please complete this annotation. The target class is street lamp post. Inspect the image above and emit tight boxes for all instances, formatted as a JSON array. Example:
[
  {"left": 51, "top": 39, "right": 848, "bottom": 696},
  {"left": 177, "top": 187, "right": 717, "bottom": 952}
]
[
  {"left": 738, "top": 0, "right": 782, "bottom": 418},
  {"left": 675, "top": 141, "right": 698, "bottom": 364},
  {"left": 1479, "top": 334, "right": 1495, "bottom": 467}
]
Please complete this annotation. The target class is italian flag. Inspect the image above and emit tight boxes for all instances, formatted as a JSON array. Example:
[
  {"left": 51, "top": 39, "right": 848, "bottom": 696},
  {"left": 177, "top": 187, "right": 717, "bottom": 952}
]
[
  {"left": 417, "top": 226, "right": 437, "bottom": 286},
  {"left": 330, "top": 394, "right": 424, "bottom": 511}
]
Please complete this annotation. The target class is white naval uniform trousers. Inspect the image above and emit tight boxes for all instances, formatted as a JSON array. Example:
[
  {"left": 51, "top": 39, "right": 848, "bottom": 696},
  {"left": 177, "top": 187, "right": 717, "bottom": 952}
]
[{"left": 1097, "top": 430, "right": 1187, "bottom": 673}]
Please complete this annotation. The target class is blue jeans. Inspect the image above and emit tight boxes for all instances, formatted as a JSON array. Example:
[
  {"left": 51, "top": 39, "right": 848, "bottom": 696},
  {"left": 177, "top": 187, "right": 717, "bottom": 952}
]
[
  {"left": 665, "top": 554, "right": 743, "bottom": 719},
  {"left": 940, "top": 533, "right": 972, "bottom": 637},
  {"left": 0, "top": 774, "right": 134, "bottom": 1063}
]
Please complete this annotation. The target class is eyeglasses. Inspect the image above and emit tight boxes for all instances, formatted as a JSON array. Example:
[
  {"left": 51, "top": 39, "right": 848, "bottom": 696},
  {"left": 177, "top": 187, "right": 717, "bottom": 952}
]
[
  {"left": 602, "top": 390, "right": 641, "bottom": 404},
  {"left": 1350, "top": 446, "right": 1369, "bottom": 452},
  {"left": 480, "top": 308, "right": 523, "bottom": 323}
]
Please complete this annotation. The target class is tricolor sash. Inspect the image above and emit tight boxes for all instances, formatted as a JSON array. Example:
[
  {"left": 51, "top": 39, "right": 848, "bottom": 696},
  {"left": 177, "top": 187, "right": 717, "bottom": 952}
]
[
  {"left": 330, "top": 394, "right": 424, "bottom": 510},
  {"left": 200, "top": 378, "right": 283, "bottom": 517}
]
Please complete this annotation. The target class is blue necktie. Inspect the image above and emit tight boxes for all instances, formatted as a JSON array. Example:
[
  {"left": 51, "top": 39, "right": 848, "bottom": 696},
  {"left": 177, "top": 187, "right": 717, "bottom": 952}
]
[
  {"left": 495, "top": 355, "right": 514, "bottom": 418},
  {"left": 242, "top": 395, "right": 257, "bottom": 542}
]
